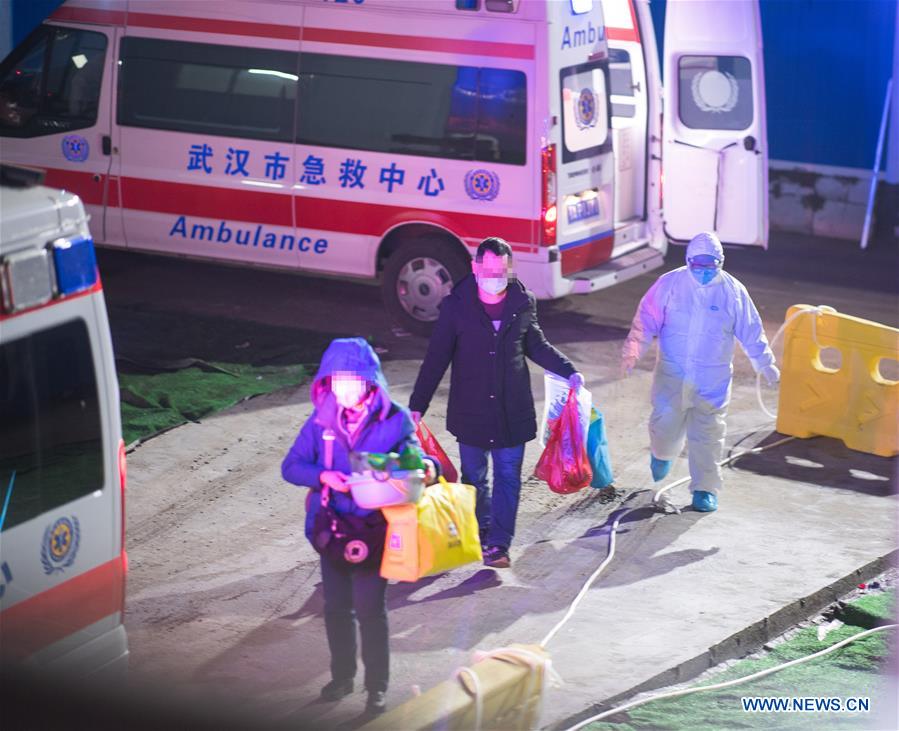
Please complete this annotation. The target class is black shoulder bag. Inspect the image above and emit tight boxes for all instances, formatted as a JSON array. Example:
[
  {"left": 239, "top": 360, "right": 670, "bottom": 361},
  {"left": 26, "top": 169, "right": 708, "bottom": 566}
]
[{"left": 310, "top": 428, "right": 386, "bottom": 568}]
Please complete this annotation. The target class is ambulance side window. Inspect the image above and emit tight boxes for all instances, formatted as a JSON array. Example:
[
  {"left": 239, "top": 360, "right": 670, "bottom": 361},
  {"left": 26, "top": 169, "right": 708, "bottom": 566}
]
[
  {"left": 678, "top": 55, "right": 753, "bottom": 131},
  {"left": 0, "top": 319, "right": 104, "bottom": 533},
  {"left": 118, "top": 38, "right": 297, "bottom": 142},
  {"left": 0, "top": 26, "right": 107, "bottom": 138},
  {"left": 297, "top": 54, "right": 526, "bottom": 165},
  {"left": 609, "top": 48, "right": 636, "bottom": 119}
]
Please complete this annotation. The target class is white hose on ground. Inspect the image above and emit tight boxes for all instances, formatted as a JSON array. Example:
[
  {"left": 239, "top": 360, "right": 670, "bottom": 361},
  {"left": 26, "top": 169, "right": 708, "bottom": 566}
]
[
  {"left": 541, "top": 435, "right": 798, "bottom": 651},
  {"left": 755, "top": 305, "right": 832, "bottom": 419},
  {"left": 563, "top": 623, "right": 898, "bottom": 731}
]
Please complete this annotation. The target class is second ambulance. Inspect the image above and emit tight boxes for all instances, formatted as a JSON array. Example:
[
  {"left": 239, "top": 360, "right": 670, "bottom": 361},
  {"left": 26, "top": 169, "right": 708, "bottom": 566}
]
[{"left": 0, "top": 0, "right": 768, "bottom": 333}]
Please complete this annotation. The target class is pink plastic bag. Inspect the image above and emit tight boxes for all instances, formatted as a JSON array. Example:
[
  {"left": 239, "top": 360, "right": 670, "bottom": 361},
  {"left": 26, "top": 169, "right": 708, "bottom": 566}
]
[{"left": 535, "top": 388, "right": 592, "bottom": 494}]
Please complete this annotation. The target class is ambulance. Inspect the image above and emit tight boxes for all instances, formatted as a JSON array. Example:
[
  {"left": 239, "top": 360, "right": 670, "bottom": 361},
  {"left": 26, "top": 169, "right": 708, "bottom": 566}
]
[
  {"left": 0, "top": 0, "right": 767, "bottom": 333},
  {"left": 0, "top": 164, "right": 128, "bottom": 677}
]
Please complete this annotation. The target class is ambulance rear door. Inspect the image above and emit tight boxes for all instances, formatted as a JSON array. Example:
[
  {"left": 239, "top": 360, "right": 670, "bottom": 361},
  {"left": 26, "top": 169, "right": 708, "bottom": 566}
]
[
  {"left": 549, "top": 0, "right": 617, "bottom": 276},
  {"left": 661, "top": 0, "right": 768, "bottom": 247}
]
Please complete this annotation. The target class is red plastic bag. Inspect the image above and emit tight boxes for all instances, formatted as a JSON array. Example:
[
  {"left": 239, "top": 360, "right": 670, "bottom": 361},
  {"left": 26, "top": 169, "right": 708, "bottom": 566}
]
[
  {"left": 535, "top": 388, "right": 592, "bottom": 494},
  {"left": 416, "top": 420, "right": 459, "bottom": 483}
]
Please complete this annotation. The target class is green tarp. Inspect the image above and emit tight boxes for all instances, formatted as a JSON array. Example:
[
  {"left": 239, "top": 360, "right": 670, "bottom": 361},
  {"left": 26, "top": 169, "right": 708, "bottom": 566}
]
[{"left": 120, "top": 362, "right": 307, "bottom": 445}]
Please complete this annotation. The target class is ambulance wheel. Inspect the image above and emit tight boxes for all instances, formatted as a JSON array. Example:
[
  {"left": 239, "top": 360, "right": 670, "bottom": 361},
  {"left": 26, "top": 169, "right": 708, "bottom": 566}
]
[{"left": 382, "top": 239, "right": 470, "bottom": 336}]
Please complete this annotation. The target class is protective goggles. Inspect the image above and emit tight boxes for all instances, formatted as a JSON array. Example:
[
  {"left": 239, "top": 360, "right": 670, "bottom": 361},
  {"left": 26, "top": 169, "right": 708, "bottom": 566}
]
[{"left": 688, "top": 254, "right": 722, "bottom": 270}]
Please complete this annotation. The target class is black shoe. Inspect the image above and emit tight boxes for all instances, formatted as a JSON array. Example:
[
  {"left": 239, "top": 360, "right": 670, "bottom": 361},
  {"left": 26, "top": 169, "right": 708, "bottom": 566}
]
[
  {"left": 366, "top": 690, "right": 387, "bottom": 715},
  {"left": 483, "top": 545, "right": 510, "bottom": 568},
  {"left": 320, "top": 678, "right": 353, "bottom": 701}
]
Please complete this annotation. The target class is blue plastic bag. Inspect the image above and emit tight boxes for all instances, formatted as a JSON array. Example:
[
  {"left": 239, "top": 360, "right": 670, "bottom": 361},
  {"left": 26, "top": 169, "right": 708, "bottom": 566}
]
[{"left": 587, "top": 407, "right": 614, "bottom": 488}]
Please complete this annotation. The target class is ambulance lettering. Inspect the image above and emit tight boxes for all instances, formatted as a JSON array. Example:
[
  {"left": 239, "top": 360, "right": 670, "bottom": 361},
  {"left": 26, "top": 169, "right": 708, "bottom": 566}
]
[
  {"left": 561, "top": 22, "right": 605, "bottom": 50},
  {"left": 169, "top": 216, "right": 328, "bottom": 253}
]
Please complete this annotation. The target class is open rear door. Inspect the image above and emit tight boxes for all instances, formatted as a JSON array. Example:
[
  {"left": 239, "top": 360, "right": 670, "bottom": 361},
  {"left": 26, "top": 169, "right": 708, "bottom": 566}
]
[{"left": 662, "top": 0, "right": 768, "bottom": 247}]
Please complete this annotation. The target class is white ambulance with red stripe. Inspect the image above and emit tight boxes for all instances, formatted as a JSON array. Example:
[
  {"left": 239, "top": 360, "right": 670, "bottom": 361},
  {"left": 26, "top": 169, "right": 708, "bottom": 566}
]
[
  {"left": 0, "top": 0, "right": 767, "bottom": 333},
  {"left": 0, "top": 165, "right": 128, "bottom": 677}
]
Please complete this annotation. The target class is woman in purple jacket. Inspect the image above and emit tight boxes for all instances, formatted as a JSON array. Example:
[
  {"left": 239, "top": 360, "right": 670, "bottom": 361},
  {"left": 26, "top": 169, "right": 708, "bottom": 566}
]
[{"left": 282, "top": 337, "right": 422, "bottom": 716}]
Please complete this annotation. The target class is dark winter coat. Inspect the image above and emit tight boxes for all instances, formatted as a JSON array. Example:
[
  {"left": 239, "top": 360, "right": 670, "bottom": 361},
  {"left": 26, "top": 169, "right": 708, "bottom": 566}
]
[
  {"left": 409, "top": 275, "right": 575, "bottom": 449},
  {"left": 281, "top": 338, "right": 420, "bottom": 542}
]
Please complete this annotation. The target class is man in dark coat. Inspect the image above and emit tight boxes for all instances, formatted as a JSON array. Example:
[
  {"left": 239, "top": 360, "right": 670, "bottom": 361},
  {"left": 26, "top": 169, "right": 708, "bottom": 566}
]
[{"left": 410, "top": 237, "right": 584, "bottom": 568}]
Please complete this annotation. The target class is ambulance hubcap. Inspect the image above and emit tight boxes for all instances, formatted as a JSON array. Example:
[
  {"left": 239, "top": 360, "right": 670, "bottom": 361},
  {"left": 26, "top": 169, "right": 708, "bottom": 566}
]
[{"left": 396, "top": 256, "right": 454, "bottom": 322}]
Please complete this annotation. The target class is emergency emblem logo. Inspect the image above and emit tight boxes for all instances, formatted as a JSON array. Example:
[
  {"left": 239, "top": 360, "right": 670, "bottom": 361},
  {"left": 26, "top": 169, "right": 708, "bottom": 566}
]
[
  {"left": 465, "top": 169, "right": 500, "bottom": 202},
  {"left": 574, "top": 88, "right": 598, "bottom": 130},
  {"left": 344, "top": 539, "right": 369, "bottom": 564},
  {"left": 41, "top": 517, "right": 80, "bottom": 575},
  {"left": 691, "top": 70, "right": 739, "bottom": 114},
  {"left": 61, "top": 135, "right": 90, "bottom": 163}
]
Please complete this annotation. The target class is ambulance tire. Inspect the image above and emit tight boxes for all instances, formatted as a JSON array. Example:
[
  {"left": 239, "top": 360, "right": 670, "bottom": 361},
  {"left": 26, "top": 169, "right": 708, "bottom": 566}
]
[{"left": 382, "top": 238, "right": 470, "bottom": 336}]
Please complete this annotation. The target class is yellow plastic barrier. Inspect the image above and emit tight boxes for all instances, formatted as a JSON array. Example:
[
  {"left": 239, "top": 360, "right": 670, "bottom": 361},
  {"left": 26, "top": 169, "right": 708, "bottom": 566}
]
[
  {"left": 776, "top": 304, "right": 899, "bottom": 457},
  {"left": 360, "top": 644, "right": 550, "bottom": 731}
]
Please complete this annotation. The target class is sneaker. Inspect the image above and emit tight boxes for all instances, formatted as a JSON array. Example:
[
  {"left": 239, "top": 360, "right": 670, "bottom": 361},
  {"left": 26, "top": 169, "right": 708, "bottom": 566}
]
[
  {"left": 650, "top": 455, "right": 673, "bottom": 482},
  {"left": 365, "top": 690, "right": 387, "bottom": 716},
  {"left": 691, "top": 490, "right": 718, "bottom": 512},
  {"left": 483, "top": 545, "right": 510, "bottom": 568},
  {"left": 320, "top": 678, "right": 353, "bottom": 701}
]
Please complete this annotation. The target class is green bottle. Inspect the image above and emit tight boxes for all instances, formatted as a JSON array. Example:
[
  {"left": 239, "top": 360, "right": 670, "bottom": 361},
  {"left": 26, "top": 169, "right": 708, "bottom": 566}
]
[{"left": 398, "top": 445, "right": 425, "bottom": 471}]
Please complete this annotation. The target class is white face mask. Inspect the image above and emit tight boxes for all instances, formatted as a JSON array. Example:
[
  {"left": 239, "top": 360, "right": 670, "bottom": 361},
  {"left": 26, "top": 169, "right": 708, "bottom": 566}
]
[
  {"left": 477, "top": 275, "right": 508, "bottom": 295},
  {"left": 332, "top": 379, "right": 369, "bottom": 409}
]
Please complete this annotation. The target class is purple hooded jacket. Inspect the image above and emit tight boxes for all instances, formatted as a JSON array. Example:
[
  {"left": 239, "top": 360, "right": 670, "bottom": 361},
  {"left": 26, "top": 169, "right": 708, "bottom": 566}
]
[{"left": 281, "top": 338, "right": 421, "bottom": 542}]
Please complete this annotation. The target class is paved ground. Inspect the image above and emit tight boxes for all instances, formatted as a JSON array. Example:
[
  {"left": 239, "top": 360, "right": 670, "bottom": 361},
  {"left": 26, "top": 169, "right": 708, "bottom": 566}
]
[{"left": 101, "top": 231, "right": 898, "bottom": 728}]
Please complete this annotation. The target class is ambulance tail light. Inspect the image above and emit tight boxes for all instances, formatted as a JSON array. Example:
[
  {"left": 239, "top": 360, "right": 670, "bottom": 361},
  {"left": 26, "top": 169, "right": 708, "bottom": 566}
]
[
  {"left": 541, "top": 144, "right": 557, "bottom": 246},
  {"left": 118, "top": 438, "right": 128, "bottom": 571}
]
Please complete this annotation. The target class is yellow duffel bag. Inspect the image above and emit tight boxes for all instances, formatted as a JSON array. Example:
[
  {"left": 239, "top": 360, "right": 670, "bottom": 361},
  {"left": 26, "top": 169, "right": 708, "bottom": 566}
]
[{"left": 380, "top": 478, "right": 482, "bottom": 582}]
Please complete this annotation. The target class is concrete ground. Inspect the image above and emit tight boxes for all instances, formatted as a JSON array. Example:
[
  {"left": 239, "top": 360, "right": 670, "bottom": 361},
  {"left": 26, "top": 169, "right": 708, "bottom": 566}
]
[{"left": 102, "top": 231, "right": 898, "bottom": 729}]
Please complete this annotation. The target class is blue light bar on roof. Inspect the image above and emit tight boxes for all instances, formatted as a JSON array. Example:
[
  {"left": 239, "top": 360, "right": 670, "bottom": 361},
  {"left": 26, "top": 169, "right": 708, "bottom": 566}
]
[{"left": 52, "top": 236, "right": 97, "bottom": 296}]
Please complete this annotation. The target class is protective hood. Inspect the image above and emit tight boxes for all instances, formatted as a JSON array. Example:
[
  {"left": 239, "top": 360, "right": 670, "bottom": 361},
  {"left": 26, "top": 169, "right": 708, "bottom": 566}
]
[
  {"left": 685, "top": 232, "right": 724, "bottom": 264},
  {"left": 311, "top": 337, "right": 391, "bottom": 422}
]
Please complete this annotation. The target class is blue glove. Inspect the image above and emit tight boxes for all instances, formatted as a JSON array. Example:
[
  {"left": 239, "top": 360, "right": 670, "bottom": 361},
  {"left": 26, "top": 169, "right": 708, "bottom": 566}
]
[{"left": 569, "top": 372, "right": 585, "bottom": 390}]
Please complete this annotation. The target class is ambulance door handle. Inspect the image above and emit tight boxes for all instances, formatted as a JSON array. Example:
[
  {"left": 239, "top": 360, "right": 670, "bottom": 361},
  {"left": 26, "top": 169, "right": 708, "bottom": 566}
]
[
  {"left": 102, "top": 135, "right": 112, "bottom": 156},
  {"left": 743, "top": 135, "right": 757, "bottom": 152}
]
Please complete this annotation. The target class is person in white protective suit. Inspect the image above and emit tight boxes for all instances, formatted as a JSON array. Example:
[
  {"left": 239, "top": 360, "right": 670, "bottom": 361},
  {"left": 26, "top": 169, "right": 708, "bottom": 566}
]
[{"left": 620, "top": 232, "right": 780, "bottom": 512}]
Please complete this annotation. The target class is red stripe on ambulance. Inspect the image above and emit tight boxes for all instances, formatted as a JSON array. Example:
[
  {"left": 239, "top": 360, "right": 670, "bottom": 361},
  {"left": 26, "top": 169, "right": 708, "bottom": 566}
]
[
  {"left": 0, "top": 555, "right": 126, "bottom": 661},
  {"left": 0, "top": 279, "right": 103, "bottom": 323},
  {"left": 302, "top": 27, "right": 534, "bottom": 60},
  {"left": 560, "top": 234, "right": 614, "bottom": 276},
  {"left": 40, "top": 167, "right": 536, "bottom": 252},
  {"left": 293, "top": 197, "right": 534, "bottom": 246},
  {"left": 50, "top": 7, "right": 534, "bottom": 59}
]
